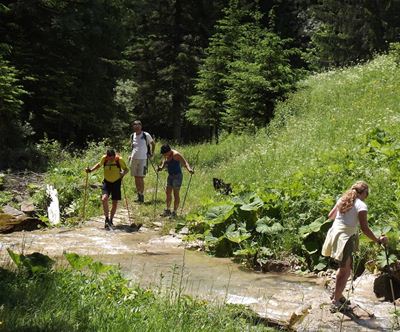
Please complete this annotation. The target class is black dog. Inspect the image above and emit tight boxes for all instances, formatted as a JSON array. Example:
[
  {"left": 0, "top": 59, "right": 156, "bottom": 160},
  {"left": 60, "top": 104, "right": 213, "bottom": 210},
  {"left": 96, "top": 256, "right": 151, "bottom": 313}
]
[{"left": 213, "top": 178, "right": 232, "bottom": 195}]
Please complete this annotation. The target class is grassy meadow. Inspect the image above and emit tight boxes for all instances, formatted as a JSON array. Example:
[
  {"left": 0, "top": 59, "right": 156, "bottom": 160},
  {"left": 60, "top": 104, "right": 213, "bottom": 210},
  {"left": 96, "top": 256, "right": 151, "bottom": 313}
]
[
  {"left": 2, "top": 49, "right": 400, "bottom": 331},
  {"left": 27, "top": 50, "right": 400, "bottom": 272}
]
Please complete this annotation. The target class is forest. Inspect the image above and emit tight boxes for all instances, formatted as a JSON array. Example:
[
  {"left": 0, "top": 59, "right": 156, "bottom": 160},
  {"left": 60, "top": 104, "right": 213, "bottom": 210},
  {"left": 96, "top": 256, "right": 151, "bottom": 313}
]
[{"left": 1, "top": 0, "right": 400, "bottom": 169}]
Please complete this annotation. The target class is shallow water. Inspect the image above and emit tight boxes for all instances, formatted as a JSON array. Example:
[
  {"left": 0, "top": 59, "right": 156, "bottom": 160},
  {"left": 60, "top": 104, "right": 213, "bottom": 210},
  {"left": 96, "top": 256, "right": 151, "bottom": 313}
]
[{"left": 0, "top": 215, "right": 396, "bottom": 331}]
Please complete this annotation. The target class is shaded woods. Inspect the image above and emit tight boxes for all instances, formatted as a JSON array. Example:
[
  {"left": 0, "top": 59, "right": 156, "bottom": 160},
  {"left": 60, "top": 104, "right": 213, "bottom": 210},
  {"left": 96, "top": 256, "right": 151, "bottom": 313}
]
[{"left": 1, "top": 0, "right": 400, "bottom": 168}]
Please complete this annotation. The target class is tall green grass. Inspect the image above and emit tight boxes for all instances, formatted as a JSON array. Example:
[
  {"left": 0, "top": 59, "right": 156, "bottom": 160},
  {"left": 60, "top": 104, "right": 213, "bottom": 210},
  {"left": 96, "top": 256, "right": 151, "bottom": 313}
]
[{"left": 0, "top": 252, "right": 275, "bottom": 332}]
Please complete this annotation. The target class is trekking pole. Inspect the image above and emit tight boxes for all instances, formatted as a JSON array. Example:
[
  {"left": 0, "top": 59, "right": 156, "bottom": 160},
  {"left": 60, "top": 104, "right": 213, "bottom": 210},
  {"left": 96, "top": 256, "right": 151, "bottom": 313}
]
[
  {"left": 82, "top": 168, "right": 89, "bottom": 221},
  {"left": 383, "top": 244, "right": 399, "bottom": 325},
  {"left": 148, "top": 157, "right": 159, "bottom": 221},
  {"left": 180, "top": 151, "right": 200, "bottom": 214},
  {"left": 122, "top": 179, "right": 132, "bottom": 225}
]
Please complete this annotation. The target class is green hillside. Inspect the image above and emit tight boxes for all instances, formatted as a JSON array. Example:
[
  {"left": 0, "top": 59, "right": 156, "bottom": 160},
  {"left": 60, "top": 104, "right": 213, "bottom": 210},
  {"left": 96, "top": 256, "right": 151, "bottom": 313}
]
[
  {"left": 182, "top": 50, "right": 400, "bottom": 271},
  {"left": 26, "top": 49, "right": 400, "bottom": 272}
]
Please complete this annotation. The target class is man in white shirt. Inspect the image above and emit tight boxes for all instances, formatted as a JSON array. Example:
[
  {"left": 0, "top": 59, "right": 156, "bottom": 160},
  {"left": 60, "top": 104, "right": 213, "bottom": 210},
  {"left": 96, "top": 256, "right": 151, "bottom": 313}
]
[{"left": 128, "top": 120, "right": 155, "bottom": 203}]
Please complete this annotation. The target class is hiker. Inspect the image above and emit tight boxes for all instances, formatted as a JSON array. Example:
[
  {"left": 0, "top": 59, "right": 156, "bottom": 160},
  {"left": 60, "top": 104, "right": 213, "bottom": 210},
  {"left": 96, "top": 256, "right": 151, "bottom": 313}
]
[
  {"left": 157, "top": 144, "right": 194, "bottom": 218},
  {"left": 86, "top": 149, "right": 129, "bottom": 229},
  {"left": 322, "top": 181, "right": 387, "bottom": 313},
  {"left": 128, "top": 120, "right": 155, "bottom": 203}
]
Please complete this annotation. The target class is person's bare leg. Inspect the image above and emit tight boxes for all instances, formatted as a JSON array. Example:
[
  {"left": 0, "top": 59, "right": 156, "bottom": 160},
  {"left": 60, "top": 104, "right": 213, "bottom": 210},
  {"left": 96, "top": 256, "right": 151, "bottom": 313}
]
[
  {"left": 110, "top": 200, "right": 118, "bottom": 221},
  {"left": 102, "top": 194, "right": 109, "bottom": 218},
  {"left": 166, "top": 186, "right": 173, "bottom": 210},
  {"left": 173, "top": 188, "right": 180, "bottom": 212},
  {"left": 135, "top": 176, "right": 144, "bottom": 194},
  {"left": 333, "top": 256, "right": 352, "bottom": 302}
]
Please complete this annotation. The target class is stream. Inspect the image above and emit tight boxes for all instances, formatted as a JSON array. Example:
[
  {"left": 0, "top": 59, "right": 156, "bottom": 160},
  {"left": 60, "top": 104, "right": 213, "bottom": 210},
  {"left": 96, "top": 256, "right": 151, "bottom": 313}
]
[{"left": 0, "top": 210, "right": 397, "bottom": 331}]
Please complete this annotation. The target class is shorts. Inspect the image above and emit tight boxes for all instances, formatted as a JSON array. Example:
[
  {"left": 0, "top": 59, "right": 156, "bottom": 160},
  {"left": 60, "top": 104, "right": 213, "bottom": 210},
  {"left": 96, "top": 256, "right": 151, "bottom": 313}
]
[
  {"left": 339, "top": 235, "right": 356, "bottom": 267},
  {"left": 102, "top": 179, "right": 122, "bottom": 200},
  {"left": 167, "top": 173, "right": 183, "bottom": 188},
  {"left": 130, "top": 159, "right": 147, "bottom": 177}
]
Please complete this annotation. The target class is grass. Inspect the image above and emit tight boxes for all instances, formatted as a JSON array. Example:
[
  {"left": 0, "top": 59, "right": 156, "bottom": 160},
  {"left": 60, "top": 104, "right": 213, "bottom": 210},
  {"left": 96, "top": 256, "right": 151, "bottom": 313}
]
[
  {"left": 0, "top": 252, "right": 276, "bottom": 332},
  {"left": 10, "top": 50, "right": 400, "bottom": 270}
]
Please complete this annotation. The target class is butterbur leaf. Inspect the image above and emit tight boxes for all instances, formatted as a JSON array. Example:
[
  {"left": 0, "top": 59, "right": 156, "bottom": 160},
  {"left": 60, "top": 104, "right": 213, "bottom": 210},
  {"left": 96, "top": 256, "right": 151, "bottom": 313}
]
[
  {"left": 240, "top": 195, "right": 264, "bottom": 211},
  {"left": 225, "top": 229, "right": 251, "bottom": 243},
  {"left": 7, "top": 248, "right": 22, "bottom": 268},
  {"left": 314, "top": 262, "right": 327, "bottom": 271},
  {"left": 299, "top": 217, "right": 330, "bottom": 239},
  {"left": 64, "top": 252, "right": 93, "bottom": 270},
  {"left": 205, "top": 204, "right": 235, "bottom": 225},
  {"left": 256, "top": 222, "right": 283, "bottom": 234}
]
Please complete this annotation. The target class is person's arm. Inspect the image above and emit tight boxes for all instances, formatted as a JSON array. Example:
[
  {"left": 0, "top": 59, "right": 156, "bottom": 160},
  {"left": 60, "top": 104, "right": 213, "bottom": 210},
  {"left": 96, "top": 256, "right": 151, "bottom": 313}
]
[
  {"left": 150, "top": 141, "right": 156, "bottom": 156},
  {"left": 120, "top": 160, "right": 129, "bottom": 178},
  {"left": 177, "top": 153, "right": 194, "bottom": 173},
  {"left": 86, "top": 162, "right": 101, "bottom": 173},
  {"left": 157, "top": 158, "right": 166, "bottom": 172},
  {"left": 359, "top": 211, "right": 387, "bottom": 245},
  {"left": 328, "top": 204, "right": 337, "bottom": 220}
]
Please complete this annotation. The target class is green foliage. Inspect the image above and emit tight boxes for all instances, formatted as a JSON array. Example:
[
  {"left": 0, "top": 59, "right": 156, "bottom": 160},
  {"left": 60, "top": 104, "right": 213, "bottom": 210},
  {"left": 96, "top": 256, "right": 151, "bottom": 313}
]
[
  {"left": 0, "top": 54, "right": 28, "bottom": 167},
  {"left": 7, "top": 249, "right": 55, "bottom": 275},
  {"left": 309, "top": 1, "right": 400, "bottom": 68},
  {"left": 184, "top": 53, "right": 400, "bottom": 271},
  {"left": 187, "top": 1, "right": 305, "bottom": 138}
]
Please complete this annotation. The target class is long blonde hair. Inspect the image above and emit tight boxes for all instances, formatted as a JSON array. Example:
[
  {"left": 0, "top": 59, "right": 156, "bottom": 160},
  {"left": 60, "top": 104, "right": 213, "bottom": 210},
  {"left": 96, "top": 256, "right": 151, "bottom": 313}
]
[{"left": 337, "top": 181, "right": 369, "bottom": 214}]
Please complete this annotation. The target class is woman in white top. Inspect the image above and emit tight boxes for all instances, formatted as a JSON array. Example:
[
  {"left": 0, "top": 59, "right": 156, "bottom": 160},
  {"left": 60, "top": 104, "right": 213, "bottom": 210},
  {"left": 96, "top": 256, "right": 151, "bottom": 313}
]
[{"left": 322, "top": 181, "right": 387, "bottom": 311}]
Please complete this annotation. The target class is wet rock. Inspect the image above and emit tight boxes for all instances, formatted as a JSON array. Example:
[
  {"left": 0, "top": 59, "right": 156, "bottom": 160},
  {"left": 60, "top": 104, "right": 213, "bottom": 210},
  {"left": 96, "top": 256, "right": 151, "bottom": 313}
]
[
  {"left": 21, "top": 201, "right": 35, "bottom": 215},
  {"left": 0, "top": 213, "right": 46, "bottom": 233},
  {"left": 373, "top": 273, "right": 400, "bottom": 301},
  {"left": 2, "top": 205, "right": 24, "bottom": 217},
  {"left": 261, "top": 259, "right": 291, "bottom": 273},
  {"left": 288, "top": 304, "right": 311, "bottom": 327}
]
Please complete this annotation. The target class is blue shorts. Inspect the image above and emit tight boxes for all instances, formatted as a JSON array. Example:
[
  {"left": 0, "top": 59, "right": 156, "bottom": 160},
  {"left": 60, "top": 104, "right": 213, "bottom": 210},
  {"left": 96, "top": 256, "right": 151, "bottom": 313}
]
[
  {"left": 102, "top": 179, "right": 122, "bottom": 200},
  {"left": 167, "top": 173, "right": 183, "bottom": 188}
]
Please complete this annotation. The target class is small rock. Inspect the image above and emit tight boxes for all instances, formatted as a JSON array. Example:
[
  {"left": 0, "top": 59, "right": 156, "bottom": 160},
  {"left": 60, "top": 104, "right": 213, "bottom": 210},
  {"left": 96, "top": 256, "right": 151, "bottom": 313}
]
[
  {"left": 21, "top": 201, "right": 35, "bottom": 215},
  {"left": 178, "top": 227, "right": 189, "bottom": 235}
]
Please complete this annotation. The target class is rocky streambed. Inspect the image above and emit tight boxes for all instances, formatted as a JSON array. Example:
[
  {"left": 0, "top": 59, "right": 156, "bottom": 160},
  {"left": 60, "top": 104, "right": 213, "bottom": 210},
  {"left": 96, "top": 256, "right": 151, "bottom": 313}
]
[{"left": 0, "top": 208, "right": 398, "bottom": 331}]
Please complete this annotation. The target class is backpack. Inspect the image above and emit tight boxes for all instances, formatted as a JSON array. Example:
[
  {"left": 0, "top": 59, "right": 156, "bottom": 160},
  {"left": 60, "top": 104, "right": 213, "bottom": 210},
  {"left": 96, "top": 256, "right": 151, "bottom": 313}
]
[
  {"left": 103, "top": 154, "right": 121, "bottom": 169},
  {"left": 130, "top": 131, "right": 151, "bottom": 156}
]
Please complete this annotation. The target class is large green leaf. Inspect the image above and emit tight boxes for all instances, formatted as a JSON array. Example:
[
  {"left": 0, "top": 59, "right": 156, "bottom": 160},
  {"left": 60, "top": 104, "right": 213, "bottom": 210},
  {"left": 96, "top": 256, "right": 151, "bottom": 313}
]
[
  {"left": 205, "top": 204, "right": 235, "bottom": 225},
  {"left": 299, "top": 217, "right": 330, "bottom": 239},
  {"left": 64, "top": 252, "right": 93, "bottom": 270},
  {"left": 7, "top": 248, "right": 22, "bottom": 268},
  {"left": 225, "top": 225, "right": 251, "bottom": 243},
  {"left": 240, "top": 195, "right": 264, "bottom": 211},
  {"left": 255, "top": 222, "right": 284, "bottom": 234}
]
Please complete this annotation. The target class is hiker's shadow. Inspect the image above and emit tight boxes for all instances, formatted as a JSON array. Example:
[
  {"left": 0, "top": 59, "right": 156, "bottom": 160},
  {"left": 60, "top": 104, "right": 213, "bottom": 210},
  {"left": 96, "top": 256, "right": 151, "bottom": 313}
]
[
  {"left": 340, "top": 311, "right": 385, "bottom": 330},
  {"left": 113, "top": 224, "right": 142, "bottom": 233}
]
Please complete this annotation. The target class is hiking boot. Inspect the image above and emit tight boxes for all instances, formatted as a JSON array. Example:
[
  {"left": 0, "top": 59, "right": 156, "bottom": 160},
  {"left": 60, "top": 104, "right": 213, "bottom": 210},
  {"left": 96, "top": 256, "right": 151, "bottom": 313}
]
[
  {"left": 109, "top": 218, "right": 114, "bottom": 227},
  {"left": 169, "top": 211, "right": 177, "bottom": 219},
  {"left": 160, "top": 209, "right": 171, "bottom": 217},
  {"left": 330, "top": 301, "right": 352, "bottom": 314},
  {"left": 135, "top": 193, "right": 144, "bottom": 203},
  {"left": 104, "top": 217, "right": 111, "bottom": 229},
  {"left": 330, "top": 295, "right": 351, "bottom": 306}
]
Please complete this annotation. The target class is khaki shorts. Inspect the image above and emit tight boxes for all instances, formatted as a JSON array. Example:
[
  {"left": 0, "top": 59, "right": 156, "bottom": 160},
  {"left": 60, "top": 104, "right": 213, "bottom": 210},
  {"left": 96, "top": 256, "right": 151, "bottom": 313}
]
[{"left": 130, "top": 159, "right": 147, "bottom": 177}]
